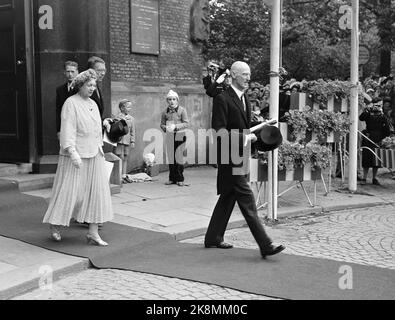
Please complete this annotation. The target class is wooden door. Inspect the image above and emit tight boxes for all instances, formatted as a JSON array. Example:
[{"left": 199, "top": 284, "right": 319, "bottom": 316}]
[{"left": 0, "top": 0, "right": 29, "bottom": 162}]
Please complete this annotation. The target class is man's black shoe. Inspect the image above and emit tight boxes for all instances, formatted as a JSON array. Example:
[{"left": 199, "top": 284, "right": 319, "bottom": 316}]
[
  {"left": 205, "top": 242, "right": 233, "bottom": 249},
  {"left": 372, "top": 178, "right": 381, "bottom": 186},
  {"left": 261, "top": 245, "right": 285, "bottom": 259}
]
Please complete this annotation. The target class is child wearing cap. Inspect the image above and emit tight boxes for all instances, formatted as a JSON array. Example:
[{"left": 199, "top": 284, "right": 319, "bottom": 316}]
[
  {"left": 113, "top": 99, "right": 136, "bottom": 183},
  {"left": 160, "top": 90, "right": 189, "bottom": 186}
]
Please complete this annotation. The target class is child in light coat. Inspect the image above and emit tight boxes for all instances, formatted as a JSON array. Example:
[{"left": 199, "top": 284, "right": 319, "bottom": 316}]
[{"left": 113, "top": 99, "right": 136, "bottom": 182}]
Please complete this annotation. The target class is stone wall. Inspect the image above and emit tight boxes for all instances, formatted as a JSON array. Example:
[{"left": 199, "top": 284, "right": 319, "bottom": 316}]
[
  {"left": 111, "top": 82, "right": 212, "bottom": 172},
  {"left": 109, "top": 0, "right": 210, "bottom": 171}
]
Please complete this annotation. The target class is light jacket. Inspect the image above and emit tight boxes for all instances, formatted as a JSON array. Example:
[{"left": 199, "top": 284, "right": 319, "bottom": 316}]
[
  {"left": 114, "top": 113, "right": 136, "bottom": 146},
  {"left": 160, "top": 106, "right": 189, "bottom": 133},
  {"left": 59, "top": 94, "right": 104, "bottom": 158}
]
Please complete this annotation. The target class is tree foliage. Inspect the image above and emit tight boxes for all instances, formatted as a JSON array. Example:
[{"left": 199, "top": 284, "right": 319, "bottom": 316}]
[
  {"left": 203, "top": 0, "right": 271, "bottom": 81},
  {"left": 203, "top": 0, "right": 393, "bottom": 82}
]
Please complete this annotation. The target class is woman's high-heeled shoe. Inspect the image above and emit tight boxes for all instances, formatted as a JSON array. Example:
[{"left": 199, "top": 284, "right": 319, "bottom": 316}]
[
  {"left": 86, "top": 234, "right": 108, "bottom": 246},
  {"left": 50, "top": 226, "right": 61, "bottom": 242}
]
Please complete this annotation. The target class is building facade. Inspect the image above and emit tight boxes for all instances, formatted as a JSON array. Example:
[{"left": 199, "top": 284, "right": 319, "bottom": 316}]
[{"left": 0, "top": 0, "right": 211, "bottom": 172}]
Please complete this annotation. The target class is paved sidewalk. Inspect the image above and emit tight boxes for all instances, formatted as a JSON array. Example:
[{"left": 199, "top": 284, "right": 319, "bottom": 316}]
[{"left": 1, "top": 166, "right": 394, "bottom": 299}]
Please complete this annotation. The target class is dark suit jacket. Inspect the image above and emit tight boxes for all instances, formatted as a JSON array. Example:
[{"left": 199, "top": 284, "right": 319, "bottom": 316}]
[
  {"left": 212, "top": 87, "right": 251, "bottom": 195},
  {"left": 279, "top": 92, "right": 290, "bottom": 121},
  {"left": 91, "top": 87, "right": 104, "bottom": 119},
  {"left": 56, "top": 83, "right": 75, "bottom": 132},
  {"left": 203, "top": 75, "right": 226, "bottom": 98},
  {"left": 203, "top": 75, "right": 213, "bottom": 90}
]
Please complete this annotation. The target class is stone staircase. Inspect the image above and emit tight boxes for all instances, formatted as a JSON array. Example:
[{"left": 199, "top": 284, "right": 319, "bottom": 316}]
[
  {"left": 0, "top": 163, "right": 121, "bottom": 200},
  {"left": 0, "top": 163, "right": 32, "bottom": 177}
]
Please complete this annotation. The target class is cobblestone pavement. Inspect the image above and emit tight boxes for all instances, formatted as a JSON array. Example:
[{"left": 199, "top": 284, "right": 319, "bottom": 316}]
[
  {"left": 185, "top": 204, "right": 395, "bottom": 270},
  {"left": 14, "top": 269, "right": 273, "bottom": 300},
  {"left": 14, "top": 205, "right": 395, "bottom": 300}
]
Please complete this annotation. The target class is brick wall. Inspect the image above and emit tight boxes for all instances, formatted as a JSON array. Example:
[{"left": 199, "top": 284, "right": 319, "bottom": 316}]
[
  {"left": 109, "top": 0, "right": 210, "bottom": 171},
  {"left": 109, "top": 0, "right": 205, "bottom": 83}
]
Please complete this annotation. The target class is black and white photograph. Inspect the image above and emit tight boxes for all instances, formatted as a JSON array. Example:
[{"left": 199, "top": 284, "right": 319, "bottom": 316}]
[{"left": 0, "top": 0, "right": 394, "bottom": 307}]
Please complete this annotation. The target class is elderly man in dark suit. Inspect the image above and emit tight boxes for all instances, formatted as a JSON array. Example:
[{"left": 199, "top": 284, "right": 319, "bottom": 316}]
[
  {"left": 55, "top": 61, "right": 79, "bottom": 136},
  {"left": 204, "top": 61, "right": 285, "bottom": 259},
  {"left": 87, "top": 56, "right": 107, "bottom": 118}
]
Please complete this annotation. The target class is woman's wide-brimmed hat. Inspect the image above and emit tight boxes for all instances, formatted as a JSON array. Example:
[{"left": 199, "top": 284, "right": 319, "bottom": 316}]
[{"left": 255, "top": 125, "right": 283, "bottom": 152}]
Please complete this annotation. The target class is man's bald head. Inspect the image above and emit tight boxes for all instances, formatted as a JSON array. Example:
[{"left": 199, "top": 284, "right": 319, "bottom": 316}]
[
  {"left": 230, "top": 61, "right": 251, "bottom": 92},
  {"left": 231, "top": 61, "right": 250, "bottom": 74}
]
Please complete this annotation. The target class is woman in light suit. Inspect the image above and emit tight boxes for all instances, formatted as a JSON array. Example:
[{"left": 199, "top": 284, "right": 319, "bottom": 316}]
[{"left": 43, "top": 69, "right": 113, "bottom": 246}]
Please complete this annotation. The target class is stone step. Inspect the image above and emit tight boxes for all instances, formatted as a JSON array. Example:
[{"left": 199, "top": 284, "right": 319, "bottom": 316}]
[
  {"left": 0, "top": 163, "right": 32, "bottom": 177},
  {"left": 32, "top": 155, "right": 59, "bottom": 174},
  {"left": 1, "top": 174, "right": 121, "bottom": 195},
  {"left": 1, "top": 174, "right": 55, "bottom": 192},
  {"left": 22, "top": 184, "right": 121, "bottom": 200}
]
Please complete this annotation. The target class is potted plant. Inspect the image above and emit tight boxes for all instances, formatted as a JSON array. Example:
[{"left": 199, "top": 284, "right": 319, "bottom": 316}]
[
  {"left": 284, "top": 107, "right": 351, "bottom": 144},
  {"left": 381, "top": 136, "right": 395, "bottom": 150},
  {"left": 252, "top": 142, "right": 332, "bottom": 182},
  {"left": 284, "top": 109, "right": 309, "bottom": 142}
]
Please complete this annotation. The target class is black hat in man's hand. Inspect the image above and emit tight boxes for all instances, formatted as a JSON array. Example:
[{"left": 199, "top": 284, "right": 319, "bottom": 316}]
[
  {"left": 255, "top": 125, "right": 283, "bottom": 152},
  {"left": 108, "top": 119, "right": 129, "bottom": 143}
]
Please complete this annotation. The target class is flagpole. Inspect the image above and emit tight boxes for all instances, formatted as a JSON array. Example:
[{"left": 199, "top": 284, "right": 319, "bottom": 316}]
[
  {"left": 268, "top": 0, "right": 281, "bottom": 220},
  {"left": 348, "top": 0, "right": 359, "bottom": 192}
]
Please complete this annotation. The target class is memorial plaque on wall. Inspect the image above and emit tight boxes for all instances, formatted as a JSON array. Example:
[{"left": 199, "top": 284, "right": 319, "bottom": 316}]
[{"left": 130, "top": 0, "right": 160, "bottom": 55}]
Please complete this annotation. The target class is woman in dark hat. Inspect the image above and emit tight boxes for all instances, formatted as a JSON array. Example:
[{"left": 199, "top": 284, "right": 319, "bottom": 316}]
[
  {"left": 43, "top": 69, "right": 113, "bottom": 246},
  {"left": 359, "top": 99, "right": 391, "bottom": 185}
]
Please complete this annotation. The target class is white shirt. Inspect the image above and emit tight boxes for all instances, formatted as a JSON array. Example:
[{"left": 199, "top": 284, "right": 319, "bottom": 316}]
[{"left": 231, "top": 84, "right": 246, "bottom": 111}]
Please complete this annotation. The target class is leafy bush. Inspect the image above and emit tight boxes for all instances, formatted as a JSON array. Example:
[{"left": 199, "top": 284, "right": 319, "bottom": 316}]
[
  {"left": 259, "top": 141, "right": 332, "bottom": 171},
  {"left": 285, "top": 107, "right": 351, "bottom": 142}
]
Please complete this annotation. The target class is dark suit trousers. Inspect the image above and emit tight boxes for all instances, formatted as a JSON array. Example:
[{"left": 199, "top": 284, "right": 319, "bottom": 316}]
[
  {"left": 168, "top": 134, "right": 186, "bottom": 183},
  {"left": 205, "top": 175, "right": 272, "bottom": 251}
]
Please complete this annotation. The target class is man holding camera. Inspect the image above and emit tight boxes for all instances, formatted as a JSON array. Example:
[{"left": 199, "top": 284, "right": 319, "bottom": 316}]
[{"left": 203, "top": 61, "right": 231, "bottom": 98}]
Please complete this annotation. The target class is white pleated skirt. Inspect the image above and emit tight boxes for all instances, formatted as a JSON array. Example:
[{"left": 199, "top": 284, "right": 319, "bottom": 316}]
[{"left": 43, "top": 152, "right": 114, "bottom": 226}]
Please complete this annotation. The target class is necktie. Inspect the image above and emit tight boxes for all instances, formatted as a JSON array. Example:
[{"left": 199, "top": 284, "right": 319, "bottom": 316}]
[{"left": 241, "top": 94, "right": 246, "bottom": 112}]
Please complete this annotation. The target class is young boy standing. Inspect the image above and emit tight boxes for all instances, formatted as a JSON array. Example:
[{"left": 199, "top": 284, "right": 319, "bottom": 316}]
[
  {"left": 114, "top": 99, "right": 136, "bottom": 182},
  {"left": 160, "top": 90, "right": 189, "bottom": 186}
]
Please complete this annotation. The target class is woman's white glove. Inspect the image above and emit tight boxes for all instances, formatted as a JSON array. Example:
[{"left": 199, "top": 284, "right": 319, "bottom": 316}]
[
  {"left": 103, "top": 119, "right": 112, "bottom": 133},
  {"left": 69, "top": 149, "right": 82, "bottom": 169}
]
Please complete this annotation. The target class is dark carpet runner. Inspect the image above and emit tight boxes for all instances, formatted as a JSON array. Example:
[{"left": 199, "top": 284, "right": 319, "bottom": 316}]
[{"left": 1, "top": 179, "right": 394, "bottom": 300}]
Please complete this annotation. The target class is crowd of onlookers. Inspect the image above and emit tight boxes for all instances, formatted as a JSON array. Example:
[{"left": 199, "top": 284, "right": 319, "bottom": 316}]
[
  {"left": 362, "top": 75, "right": 394, "bottom": 131},
  {"left": 202, "top": 60, "right": 394, "bottom": 131}
]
